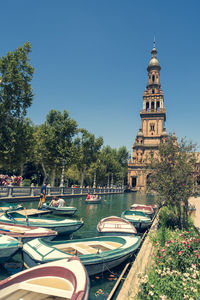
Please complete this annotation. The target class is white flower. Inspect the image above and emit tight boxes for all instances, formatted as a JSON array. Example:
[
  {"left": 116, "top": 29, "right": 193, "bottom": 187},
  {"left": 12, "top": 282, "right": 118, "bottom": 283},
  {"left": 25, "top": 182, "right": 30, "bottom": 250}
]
[
  {"left": 148, "top": 291, "right": 154, "bottom": 296},
  {"left": 160, "top": 296, "right": 167, "bottom": 300}
]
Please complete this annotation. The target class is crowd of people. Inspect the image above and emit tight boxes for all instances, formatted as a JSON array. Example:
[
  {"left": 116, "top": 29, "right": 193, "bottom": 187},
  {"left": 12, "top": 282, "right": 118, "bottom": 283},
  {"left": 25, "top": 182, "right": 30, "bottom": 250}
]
[{"left": 0, "top": 175, "right": 22, "bottom": 186}]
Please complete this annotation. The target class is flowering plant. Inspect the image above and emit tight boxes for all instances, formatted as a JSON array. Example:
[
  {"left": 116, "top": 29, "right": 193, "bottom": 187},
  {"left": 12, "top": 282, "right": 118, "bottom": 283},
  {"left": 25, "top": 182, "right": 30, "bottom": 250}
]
[{"left": 138, "top": 227, "right": 200, "bottom": 299}]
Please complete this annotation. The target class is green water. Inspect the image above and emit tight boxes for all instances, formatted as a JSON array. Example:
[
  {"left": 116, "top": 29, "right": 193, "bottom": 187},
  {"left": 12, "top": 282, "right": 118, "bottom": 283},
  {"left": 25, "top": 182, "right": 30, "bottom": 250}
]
[{"left": 0, "top": 192, "right": 155, "bottom": 299}]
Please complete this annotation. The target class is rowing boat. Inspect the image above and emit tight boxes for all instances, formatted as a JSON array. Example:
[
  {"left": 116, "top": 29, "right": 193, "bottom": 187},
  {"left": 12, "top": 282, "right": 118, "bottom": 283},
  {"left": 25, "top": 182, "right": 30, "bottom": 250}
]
[
  {"left": 0, "top": 211, "right": 84, "bottom": 235},
  {"left": 121, "top": 210, "right": 152, "bottom": 230},
  {"left": 43, "top": 203, "right": 77, "bottom": 216},
  {"left": 0, "top": 223, "right": 57, "bottom": 243},
  {"left": 0, "top": 257, "right": 89, "bottom": 299},
  {"left": 97, "top": 216, "right": 137, "bottom": 235},
  {"left": 23, "top": 235, "right": 141, "bottom": 276},
  {"left": 0, "top": 234, "right": 19, "bottom": 263}
]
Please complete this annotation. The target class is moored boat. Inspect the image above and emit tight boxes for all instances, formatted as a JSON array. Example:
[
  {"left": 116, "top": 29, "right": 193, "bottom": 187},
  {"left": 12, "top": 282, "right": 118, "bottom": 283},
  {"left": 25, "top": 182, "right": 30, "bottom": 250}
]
[
  {"left": 0, "top": 234, "right": 20, "bottom": 263},
  {"left": 0, "top": 257, "right": 89, "bottom": 300},
  {"left": 121, "top": 210, "right": 152, "bottom": 230},
  {"left": 85, "top": 195, "right": 101, "bottom": 204},
  {"left": 0, "top": 223, "right": 57, "bottom": 243},
  {"left": 23, "top": 235, "right": 141, "bottom": 276},
  {"left": 97, "top": 216, "right": 137, "bottom": 235},
  {"left": 43, "top": 203, "right": 77, "bottom": 216},
  {"left": 130, "top": 203, "right": 157, "bottom": 211},
  {"left": 130, "top": 204, "right": 154, "bottom": 218},
  {"left": 0, "top": 202, "right": 23, "bottom": 212},
  {"left": 0, "top": 211, "right": 84, "bottom": 235}
]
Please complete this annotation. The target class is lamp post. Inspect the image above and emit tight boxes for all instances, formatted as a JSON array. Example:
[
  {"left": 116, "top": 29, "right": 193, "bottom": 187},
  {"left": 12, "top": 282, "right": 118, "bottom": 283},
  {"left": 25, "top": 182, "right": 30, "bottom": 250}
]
[
  {"left": 107, "top": 175, "right": 110, "bottom": 188},
  {"left": 111, "top": 173, "right": 114, "bottom": 189},
  {"left": 60, "top": 159, "right": 66, "bottom": 188},
  {"left": 93, "top": 168, "right": 97, "bottom": 189}
]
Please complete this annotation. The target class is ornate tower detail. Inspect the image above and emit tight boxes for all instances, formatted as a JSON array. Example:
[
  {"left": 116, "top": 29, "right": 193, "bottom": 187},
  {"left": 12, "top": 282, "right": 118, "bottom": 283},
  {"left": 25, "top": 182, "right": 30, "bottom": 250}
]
[{"left": 128, "top": 41, "right": 167, "bottom": 191}]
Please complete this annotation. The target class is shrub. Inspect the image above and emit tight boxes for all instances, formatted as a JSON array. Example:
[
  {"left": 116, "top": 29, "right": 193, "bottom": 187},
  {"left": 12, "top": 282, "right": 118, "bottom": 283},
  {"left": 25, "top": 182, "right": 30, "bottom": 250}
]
[
  {"left": 159, "top": 206, "right": 179, "bottom": 229},
  {"left": 138, "top": 227, "right": 200, "bottom": 299}
]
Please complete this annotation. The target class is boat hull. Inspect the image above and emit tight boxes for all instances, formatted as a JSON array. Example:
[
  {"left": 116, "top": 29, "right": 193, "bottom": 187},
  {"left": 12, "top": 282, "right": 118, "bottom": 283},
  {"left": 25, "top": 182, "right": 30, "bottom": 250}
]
[
  {"left": 0, "top": 212, "right": 84, "bottom": 235},
  {"left": 0, "top": 222, "right": 57, "bottom": 243},
  {"left": 121, "top": 211, "right": 152, "bottom": 230},
  {"left": 43, "top": 204, "right": 77, "bottom": 216},
  {"left": 23, "top": 235, "right": 141, "bottom": 276},
  {"left": 97, "top": 216, "right": 137, "bottom": 235},
  {"left": 85, "top": 200, "right": 101, "bottom": 204},
  {"left": 0, "top": 235, "right": 19, "bottom": 263},
  {"left": 0, "top": 258, "right": 89, "bottom": 300}
]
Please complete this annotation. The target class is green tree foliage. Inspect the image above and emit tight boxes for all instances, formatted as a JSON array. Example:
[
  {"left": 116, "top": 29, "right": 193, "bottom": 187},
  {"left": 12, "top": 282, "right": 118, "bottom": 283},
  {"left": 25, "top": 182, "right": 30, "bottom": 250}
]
[
  {"left": 146, "top": 135, "right": 197, "bottom": 229},
  {"left": 34, "top": 110, "right": 77, "bottom": 186},
  {"left": 74, "top": 129, "right": 103, "bottom": 187},
  {"left": 4, "top": 118, "right": 34, "bottom": 173},
  {"left": 0, "top": 42, "right": 34, "bottom": 167},
  {"left": 97, "top": 145, "right": 129, "bottom": 186}
]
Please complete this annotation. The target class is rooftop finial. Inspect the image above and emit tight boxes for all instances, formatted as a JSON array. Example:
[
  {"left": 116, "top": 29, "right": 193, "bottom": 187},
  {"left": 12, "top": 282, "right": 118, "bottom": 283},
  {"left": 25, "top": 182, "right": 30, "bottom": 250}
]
[{"left": 153, "top": 36, "right": 156, "bottom": 49}]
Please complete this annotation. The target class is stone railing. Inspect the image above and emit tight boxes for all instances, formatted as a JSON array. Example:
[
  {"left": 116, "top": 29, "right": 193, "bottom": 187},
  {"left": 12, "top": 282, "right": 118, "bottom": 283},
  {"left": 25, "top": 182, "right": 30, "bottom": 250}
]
[{"left": 0, "top": 186, "right": 124, "bottom": 199}]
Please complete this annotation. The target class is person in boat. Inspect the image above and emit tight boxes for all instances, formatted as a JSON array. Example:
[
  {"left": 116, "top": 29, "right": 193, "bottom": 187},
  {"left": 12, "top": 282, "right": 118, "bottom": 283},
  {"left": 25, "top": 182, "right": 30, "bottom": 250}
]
[
  {"left": 87, "top": 194, "right": 91, "bottom": 200},
  {"left": 57, "top": 198, "right": 65, "bottom": 207},
  {"left": 49, "top": 196, "right": 58, "bottom": 207},
  {"left": 38, "top": 182, "right": 47, "bottom": 209}
]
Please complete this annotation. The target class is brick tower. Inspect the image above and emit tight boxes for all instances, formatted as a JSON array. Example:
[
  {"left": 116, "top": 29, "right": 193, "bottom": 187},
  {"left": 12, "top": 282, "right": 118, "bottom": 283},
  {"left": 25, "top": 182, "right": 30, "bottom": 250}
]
[{"left": 128, "top": 41, "right": 167, "bottom": 191}]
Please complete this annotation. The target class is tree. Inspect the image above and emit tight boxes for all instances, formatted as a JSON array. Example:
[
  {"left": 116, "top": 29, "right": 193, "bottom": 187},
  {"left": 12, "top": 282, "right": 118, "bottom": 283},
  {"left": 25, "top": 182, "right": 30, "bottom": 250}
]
[
  {"left": 1, "top": 118, "right": 35, "bottom": 174},
  {"left": 97, "top": 146, "right": 129, "bottom": 186},
  {"left": 146, "top": 135, "right": 197, "bottom": 229},
  {"left": 34, "top": 110, "right": 77, "bottom": 186},
  {"left": 74, "top": 129, "right": 103, "bottom": 187},
  {"left": 0, "top": 42, "right": 34, "bottom": 166}
]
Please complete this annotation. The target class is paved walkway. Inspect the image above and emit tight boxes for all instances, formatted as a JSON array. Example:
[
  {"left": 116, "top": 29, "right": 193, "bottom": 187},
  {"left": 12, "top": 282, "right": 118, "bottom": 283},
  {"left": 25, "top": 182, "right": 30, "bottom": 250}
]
[{"left": 189, "top": 196, "right": 200, "bottom": 228}]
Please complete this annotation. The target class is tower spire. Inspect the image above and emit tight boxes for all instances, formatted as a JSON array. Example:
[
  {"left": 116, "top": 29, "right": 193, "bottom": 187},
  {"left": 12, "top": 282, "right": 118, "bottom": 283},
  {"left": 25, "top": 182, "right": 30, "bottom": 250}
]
[{"left": 153, "top": 36, "right": 156, "bottom": 49}]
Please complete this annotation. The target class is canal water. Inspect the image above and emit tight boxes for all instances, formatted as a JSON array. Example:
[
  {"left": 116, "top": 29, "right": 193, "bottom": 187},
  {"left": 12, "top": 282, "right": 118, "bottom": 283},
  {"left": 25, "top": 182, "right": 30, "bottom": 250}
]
[{"left": 0, "top": 192, "right": 155, "bottom": 299}]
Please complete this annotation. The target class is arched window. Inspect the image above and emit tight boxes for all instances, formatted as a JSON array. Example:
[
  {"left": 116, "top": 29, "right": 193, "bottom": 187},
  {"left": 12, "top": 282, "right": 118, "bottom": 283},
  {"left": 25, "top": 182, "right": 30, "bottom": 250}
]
[
  {"left": 157, "top": 101, "right": 160, "bottom": 111},
  {"left": 152, "top": 75, "right": 155, "bottom": 82},
  {"left": 151, "top": 101, "right": 155, "bottom": 111},
  {"left": 146, "top": 102, "right": 149, "bottom": 111},
  {"left": 152, "top": 89, "right": 154, "bottom": 94}
]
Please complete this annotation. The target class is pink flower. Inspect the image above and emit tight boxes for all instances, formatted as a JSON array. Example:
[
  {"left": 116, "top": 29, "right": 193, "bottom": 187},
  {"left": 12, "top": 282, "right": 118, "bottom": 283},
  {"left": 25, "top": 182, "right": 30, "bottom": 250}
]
[
  {"left": 187, "top": 245, "right": 190, "bottom": 248},
  {"left": 178, "top": 251, "right": 183, "bottom": 255}
]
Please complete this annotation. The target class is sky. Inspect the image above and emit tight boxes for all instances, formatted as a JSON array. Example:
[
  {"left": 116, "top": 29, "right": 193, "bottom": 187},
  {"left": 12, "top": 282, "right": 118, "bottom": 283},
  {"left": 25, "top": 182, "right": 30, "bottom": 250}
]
[{"left": 1, "top": 0, "right": 200, "bottom": 153}]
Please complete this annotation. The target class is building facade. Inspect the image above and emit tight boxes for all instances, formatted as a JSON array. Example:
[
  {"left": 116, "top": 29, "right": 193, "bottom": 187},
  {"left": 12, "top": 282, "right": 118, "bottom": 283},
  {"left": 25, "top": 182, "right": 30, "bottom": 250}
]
[{"left": 128, "top": 42, "right": 168, "bottom": 191}]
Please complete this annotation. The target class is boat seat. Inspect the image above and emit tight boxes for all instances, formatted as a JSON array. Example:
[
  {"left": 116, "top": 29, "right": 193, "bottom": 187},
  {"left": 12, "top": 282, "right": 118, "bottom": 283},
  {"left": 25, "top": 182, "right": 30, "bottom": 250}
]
[
  {"left": 56, "top": 243, "right": 97, "bottom": 255},
  {"left": 72, "top": 244, "right": 97, "bottom": 254},
  {"left": 100, "top": 241, "right": 122, "bottom": 250}
]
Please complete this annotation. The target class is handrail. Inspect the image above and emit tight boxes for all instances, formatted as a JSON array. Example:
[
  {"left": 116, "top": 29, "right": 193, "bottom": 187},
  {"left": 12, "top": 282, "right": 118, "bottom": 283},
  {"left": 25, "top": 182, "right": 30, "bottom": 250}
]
[{"left": 0, "top": 186, "right": 124, "bottom": 199}]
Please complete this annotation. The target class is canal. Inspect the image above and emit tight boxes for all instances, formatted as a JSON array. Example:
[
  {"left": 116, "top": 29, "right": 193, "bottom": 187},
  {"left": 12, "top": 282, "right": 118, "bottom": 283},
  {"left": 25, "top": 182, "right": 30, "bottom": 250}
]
[{"left": 0, "top": 192, "right": 155, "bottom": 299}]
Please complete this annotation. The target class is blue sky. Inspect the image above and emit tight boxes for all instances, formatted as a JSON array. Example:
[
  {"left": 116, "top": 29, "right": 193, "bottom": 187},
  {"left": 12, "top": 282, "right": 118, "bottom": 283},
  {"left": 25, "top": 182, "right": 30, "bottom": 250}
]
[{"left": 1, "top": 1, "right": 200, "bottom": 152}]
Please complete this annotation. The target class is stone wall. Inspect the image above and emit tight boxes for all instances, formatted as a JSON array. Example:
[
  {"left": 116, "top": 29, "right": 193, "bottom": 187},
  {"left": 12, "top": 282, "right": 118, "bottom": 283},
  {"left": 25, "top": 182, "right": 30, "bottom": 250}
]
[{"left": 116, "top": 215, "right": 159, "bottom": 299}]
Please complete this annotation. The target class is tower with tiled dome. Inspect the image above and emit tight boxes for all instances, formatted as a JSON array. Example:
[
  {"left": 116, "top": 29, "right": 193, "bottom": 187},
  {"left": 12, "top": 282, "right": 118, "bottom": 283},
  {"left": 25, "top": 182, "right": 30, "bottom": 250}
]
[{"left": 128, "top": 41, "right": 168, "bottom": 190}]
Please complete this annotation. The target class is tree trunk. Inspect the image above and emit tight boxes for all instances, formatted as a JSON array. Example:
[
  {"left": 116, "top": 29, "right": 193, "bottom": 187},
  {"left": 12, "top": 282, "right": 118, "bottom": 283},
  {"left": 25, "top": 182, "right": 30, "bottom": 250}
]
[
  {"left": 20, "top": 163, "right": 24, "bottom": 177},
  {"left": 183, "top": 199, "right": 189, "bottom": 229},
  {"left": 177, "top": 202, "right": 182, "bottom": 229},
  {"left": 41, "top": 162, "right": 48, "bottom": 184},
  {"left": 80, "top": 169, "right": 85, "bottom": 188},
  {"left": 51, "top": 168, "right": 56, "bottom": 187}
]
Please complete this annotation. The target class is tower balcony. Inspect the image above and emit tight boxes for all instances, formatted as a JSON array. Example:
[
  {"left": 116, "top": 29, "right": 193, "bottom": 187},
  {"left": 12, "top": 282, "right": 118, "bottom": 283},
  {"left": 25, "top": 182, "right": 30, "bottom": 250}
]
[
  {"left": 140, "top": 108, "right": 166, "bottom": 114},
  {"left": 140, "top": 108, "right": 166, "bottom": 121}
]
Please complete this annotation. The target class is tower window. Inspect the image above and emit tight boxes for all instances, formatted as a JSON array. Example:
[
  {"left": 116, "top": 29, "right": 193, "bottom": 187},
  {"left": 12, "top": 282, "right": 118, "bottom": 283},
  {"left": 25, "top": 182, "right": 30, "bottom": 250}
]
[
  {"left": 152, "top": 75, "right": 155, "bottom": 82},
  {"left": 151, "top": 102, "right": 155, "bottom": 110},
  {"left": 157, "top": 101, "right": 160, "bottom": 111},
  {"left": 146, "top": 102, "right": 149, "bottom": 111},
  {"left": 150, "top": 123, "right": 155, "bottom": 132},
  {"left": 152, "top": 89, "right": 154, "bottom": 94}
]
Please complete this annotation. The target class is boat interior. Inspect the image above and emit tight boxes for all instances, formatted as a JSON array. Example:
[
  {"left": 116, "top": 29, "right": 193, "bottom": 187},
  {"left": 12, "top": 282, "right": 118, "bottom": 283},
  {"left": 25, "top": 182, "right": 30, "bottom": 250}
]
[
  {"left": 54, "top": 240, "right": 123, "bottom": 255},
  {"left": 1, "top": 277, "right": 74, "bottom": 300}
]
